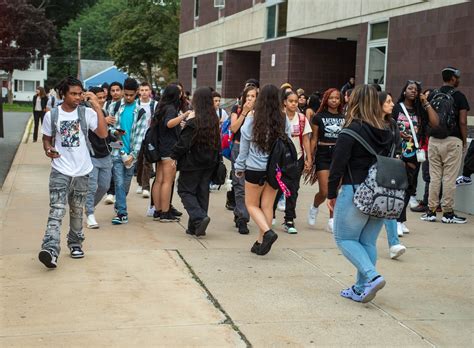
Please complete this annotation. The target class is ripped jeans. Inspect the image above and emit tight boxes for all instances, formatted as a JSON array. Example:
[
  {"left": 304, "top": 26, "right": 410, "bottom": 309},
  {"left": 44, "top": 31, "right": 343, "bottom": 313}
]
[{"left": 41, "top": 168, "right": 89, "bottom": 256}]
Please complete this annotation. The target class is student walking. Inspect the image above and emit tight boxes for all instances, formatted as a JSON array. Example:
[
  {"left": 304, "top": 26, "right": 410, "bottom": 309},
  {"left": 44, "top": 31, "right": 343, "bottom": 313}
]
[
  {"left": 38, "top": 77, "right": 107, "bottom": 268},
  {"left": 32, "top": 87, "right": 48, "bottom": 142},
  {"left": 235, "top": 84, "right": 291, "bottom": 256},
  {"left": 328, "top": 84, "right": 396, "bottom": 302},
  {"left": 171, "top": 87, "right": 220, "bottom": 237},
  {"left": 307, "top": 88, "right": 345, "bottom": 232}
]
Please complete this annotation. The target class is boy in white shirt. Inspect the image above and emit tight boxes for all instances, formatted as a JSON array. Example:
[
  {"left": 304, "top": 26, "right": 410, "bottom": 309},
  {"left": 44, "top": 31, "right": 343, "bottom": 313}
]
[{"left": 38, "top": 77, "right": 108, "bottom": 269}]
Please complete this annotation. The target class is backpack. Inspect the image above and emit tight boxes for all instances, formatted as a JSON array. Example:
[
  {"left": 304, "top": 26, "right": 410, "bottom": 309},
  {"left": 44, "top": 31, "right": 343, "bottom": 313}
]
[
  {"left": 342, "top": 128, "right": 408, "bottom": 219},
  {"left": 50, "top": 106, "right": 95, "bottom": 156},
  {"left": 266, "top": 136, "right": 299, "bottom": 191},
  {"left": 143, "top": 124, "right": 160, "bottom": 163},
  {"left": 220, "top": 117, "right": 234, "bottom": 160},
  {"left": 429, "top": 88, "right": 457, "bottom": 138}
]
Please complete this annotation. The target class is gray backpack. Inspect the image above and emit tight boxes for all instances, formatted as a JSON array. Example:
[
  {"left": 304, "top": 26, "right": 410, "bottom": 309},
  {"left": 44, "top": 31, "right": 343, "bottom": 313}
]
[
  {"left": 50, "top": 106, "right": 95, "bottom": 156},
  {"left": 342, "top": 128, "right": 408, "bottom": 220}
]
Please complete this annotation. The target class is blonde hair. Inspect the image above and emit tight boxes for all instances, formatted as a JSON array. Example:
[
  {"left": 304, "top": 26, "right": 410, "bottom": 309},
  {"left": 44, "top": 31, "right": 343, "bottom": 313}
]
[{"left": 345, "top": 84, "right": 384, "bottom": 129}]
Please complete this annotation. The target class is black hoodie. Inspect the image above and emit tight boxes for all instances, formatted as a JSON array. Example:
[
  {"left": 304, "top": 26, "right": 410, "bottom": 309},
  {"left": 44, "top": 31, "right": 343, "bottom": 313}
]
[{"left": 328, "top": 120, "right": 395, "bottom": 199}]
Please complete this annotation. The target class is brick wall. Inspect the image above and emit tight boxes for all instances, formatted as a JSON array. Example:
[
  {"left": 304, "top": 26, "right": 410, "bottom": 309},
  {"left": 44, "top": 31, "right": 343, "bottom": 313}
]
[
  {"left": 197, "top": 0, "right": 219, "bottom": 27},
  {"left": 180, "top": 0, "right": 194, "bottom": 33},
  {"left": 224, "top": 0, "right": 254, "bottom": 17},
  {"left": 386, "top": 1, "right": 474, "bottom": 102},
  {"left": 178, "top": 57, "right": 193, "bottom": 93},
  {"left": 260, "top": 38, "right": 292, "bottom": 88},
  {"left": 221, "top": 50, "right": 261, "bottom": 98},
  {"left": 355, "top": 23, "right": 368, "bottom": 87},
  {"left": 196, "top": 52, "right": 217, "bottom": 89}
]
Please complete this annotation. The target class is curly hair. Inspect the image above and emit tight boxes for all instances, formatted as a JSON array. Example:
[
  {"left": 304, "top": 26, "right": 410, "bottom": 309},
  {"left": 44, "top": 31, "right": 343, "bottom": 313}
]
[
  {"left": 317, "top": 88, "right": 343, "bottom": 114},
  {"left": 397, "top": 81, "right": 427, "bottom": 137},
  {"left": 191, "top": 87, "right": 220, "bottom": 151},
  {"left": 253, "top": 84, "right": 287, "bottom": 153}
]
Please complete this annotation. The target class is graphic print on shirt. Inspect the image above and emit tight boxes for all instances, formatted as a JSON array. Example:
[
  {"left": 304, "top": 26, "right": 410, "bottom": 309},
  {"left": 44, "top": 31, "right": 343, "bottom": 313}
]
[
  {"left": 395, "top": 110, "right": 418, "bottom": 159},
  {"left": 322, "top": 117, "right": 344, "bottom": 139},
  {"left": 60, "top": 120, "right": 80, "bottom": 148}
]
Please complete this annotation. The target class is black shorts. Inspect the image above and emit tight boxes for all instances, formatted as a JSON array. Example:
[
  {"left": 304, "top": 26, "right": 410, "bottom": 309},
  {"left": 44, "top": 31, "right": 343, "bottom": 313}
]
[
  {"left": 245, "top": 170, "right": 267, "bottom": 186},
  {"left": 314, "top": 145, "right": 335, "bottom": 172}
]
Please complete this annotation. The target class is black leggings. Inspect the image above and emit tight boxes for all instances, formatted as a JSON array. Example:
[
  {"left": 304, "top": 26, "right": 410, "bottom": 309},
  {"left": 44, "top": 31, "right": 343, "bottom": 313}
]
[{"left": 33, "top": 111, "right": 45, "bottom": 141}]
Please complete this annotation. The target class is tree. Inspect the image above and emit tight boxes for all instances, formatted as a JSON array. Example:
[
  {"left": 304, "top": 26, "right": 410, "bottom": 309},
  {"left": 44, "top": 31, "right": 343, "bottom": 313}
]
[
  {"left": 108, "top": 0, "right": 179, "bottom": 85},
  {"left": 0, "top": 0, "right": 56, "bottom": 103}
]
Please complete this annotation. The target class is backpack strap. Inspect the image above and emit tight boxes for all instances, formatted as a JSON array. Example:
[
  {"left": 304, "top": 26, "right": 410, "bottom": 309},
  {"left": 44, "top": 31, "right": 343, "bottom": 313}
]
[
  {"left": 150, "top": 100, "right": 156, "bottom": 116},
  {"left": 50, "top": 107, "right": 59, "bottom": 146},
  {"left": 341, "top": 128, "right": 396, "bottom": 158},
  {"left": 218, "top": 108, "right": 222, "bottom": 119},
  {"left": 113, "top": 100, "right": 121, "bottom": 115},
  {"left": 78, "top": 105, "right": 95, "bottom": 156}
]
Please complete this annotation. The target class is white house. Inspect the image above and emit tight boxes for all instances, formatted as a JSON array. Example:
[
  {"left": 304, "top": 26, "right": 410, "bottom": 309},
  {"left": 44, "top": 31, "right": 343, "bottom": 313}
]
[{"left": 0, "top": 56, "right": 49, "bottom": 102}]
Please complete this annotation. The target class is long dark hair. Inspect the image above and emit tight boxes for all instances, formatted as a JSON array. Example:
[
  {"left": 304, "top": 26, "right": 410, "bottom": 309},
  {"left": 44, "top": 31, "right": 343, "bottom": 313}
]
[
  {"left": 253, "top": 84, "right": 286, "bottom": 153},
  {"left": 240, "top": 85, "right": 258, "bottom": 107},
  {"left": 397, "top": 81, "right": 426, "bottom": 136},
  {"left": 307, "top": 93, "right": 321, "bottom": 113},
  {"left": 154, "top": 84, "right": 181, "bottom": 123},
  {"left": 191, "top": 87, "right": 220, "bottom": 150}
]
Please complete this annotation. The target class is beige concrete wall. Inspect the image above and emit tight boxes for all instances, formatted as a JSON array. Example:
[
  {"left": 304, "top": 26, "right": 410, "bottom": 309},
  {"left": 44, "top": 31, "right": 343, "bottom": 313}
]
[{"left": 179, "top": 0, "right": 469, "bottom": 58}]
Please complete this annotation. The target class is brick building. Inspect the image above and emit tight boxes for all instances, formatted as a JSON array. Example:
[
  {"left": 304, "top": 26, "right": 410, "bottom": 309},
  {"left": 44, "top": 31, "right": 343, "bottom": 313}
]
[{"left": 178, "top": 0, "right": 473, "bottom": 102}]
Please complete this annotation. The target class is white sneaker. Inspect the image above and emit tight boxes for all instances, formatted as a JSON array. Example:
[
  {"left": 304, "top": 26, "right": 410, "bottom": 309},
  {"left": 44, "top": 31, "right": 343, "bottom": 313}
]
[
  {"left": 104, "top": 194, "right": 115, "bottom": 205},
  {"left": 326, "top": 218, "right": 334, "bottom": 233},
  {"left": 307, "top": 205, "right": 319, "bottom": 226},
  {"left": 272, "top": 218, "right": 276, "bottom": 226},
  {"left": 146, "top": 206, "right": 156, "bottom": 217},
  {"left": 401, "top": 222, "right": 410, "bottom": 234},
  {"left": 136, "top": 186, "right": 143, "bottom": 194},
  {"left": 86, "top": 214, "right": 99, "bottom": 229},
  {"left": 142, "top": 189, "right": 150, "bottom": 198},
  {"left": 409, "top": 196, "right": 418, "bottom": 209},
  {"left": 397, "top": 222, "right": 404, "bottom": 237},
  {"left": 225, "top": 179, "right": 233, "bottom": 191},
  {"left": 277, "top": 196, "right": 286, "bottom": 212},
  {"left": 209, "top": 184, "right": 220, "bottom": 191},
  {"left": 390, "top": 244, "right": 406, "bottom": 259}
]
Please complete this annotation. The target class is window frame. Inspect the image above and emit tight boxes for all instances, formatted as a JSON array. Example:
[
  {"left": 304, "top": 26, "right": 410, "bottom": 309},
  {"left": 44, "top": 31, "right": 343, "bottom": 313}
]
[
  {"left": 192, "top": 57, "right": 198, "bottom": 93},
  {"left": 365, "top": 20, "right": 389, "bottom": 91},
  {"left": 265, "top": 0, "right": 287, "bottom": 40},
  {"left": 215, "top": 51, "right": 224, "bottom": 92}
]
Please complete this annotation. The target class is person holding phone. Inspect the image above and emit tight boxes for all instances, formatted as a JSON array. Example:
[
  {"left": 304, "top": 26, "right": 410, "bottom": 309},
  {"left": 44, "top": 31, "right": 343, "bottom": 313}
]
[{"left": 38, "top": 76, "right": 108, "bottom": 269}]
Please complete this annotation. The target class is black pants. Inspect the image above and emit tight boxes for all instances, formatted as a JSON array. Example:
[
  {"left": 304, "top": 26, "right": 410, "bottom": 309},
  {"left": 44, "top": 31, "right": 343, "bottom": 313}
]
[
  {"left": 178, "top": 169, "right": 212, "bottom": 231},
  {"left": 398, "top": 160, "right": 420, "bottom": 223},
  {"left": 33, "top": 111, "right": 45, "bottom": 141},
  {"left": 463, "top": 141, "right": 474, "bottom": 177},
  {"left": 273, "top": 157, "right": 305, "bottom": 221}
]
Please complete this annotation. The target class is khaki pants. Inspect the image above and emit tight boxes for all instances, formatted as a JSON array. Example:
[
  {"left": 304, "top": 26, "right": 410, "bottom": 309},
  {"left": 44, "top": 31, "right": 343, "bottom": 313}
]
[{"left": 428, "top": 136, "right": 463, "bottom": 212}]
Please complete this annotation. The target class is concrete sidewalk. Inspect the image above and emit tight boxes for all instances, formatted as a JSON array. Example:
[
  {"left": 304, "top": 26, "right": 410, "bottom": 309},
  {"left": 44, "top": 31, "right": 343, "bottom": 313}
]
[{"left": 1, "top": 130, "right": 472, "bottom": 347}]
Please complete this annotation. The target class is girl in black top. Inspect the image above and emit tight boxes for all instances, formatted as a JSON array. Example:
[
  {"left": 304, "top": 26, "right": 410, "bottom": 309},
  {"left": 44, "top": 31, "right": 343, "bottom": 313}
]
[
  {"left": 171, "top": 87, "right": 220, "bottom": 237},
  {"left": 32, "top": 87, "right": 48, "bottom": 142},
  {"left": 307, "top": 88, "right": 345, "bottom": 232},
  {"left": 151, "top": 84, "right": 188, "bottom": 222}
]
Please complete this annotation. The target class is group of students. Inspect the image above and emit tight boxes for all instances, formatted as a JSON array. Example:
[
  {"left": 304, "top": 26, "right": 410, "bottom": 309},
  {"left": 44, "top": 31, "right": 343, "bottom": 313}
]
[{"left": 37, "top": 66, "right": 470, "bottom": 305}]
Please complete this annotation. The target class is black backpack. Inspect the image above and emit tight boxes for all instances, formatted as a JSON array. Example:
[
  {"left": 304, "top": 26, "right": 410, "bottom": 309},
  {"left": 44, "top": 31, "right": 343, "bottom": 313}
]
[
  {"left": 143, "top": 125, "right": 160, "bottom": 163},
  {"left": 266, "top": 136, "right": 298, "bottom": 190},
  {"left": 429, "top": 88, "right": 457, "bottom": 138}
]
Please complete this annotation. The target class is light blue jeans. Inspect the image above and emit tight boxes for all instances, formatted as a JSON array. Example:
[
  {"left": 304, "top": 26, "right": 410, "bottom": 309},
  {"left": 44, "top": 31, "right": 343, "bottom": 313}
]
[
  {"left": 85, "top": 156, "right": 113, "bottom": 216},
  {"left": 334, "top": 185, "right": 384, "bottom": 294},
  {"left": 112, "top": 155, "right": 135, "bottom": 216},
  {"left": 384, "top": 219, "right": 400, "bottom": 248}
]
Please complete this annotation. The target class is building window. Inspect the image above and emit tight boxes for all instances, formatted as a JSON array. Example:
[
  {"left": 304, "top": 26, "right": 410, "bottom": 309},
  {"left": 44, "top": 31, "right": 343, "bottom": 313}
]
[
  {"left": 216, "top": 51, "right": 223, "bottom": 92},
  {"left": 14, "top": 80, "right": 39, "bottom": 92},
  {"left": 29, "top": 59, "right": 44, "bottom": 71},
  {"left": 365, "top": 21, "right": 389, "bottom": 90},
  {"left": 194, "top": 0, "right": 200, "bottom": 18},
  {"left": 192, "top": 57, "right": 198, "bottom": 93},
  {"left": 266, "top": 0, "right": 287, "bottom": 39}
]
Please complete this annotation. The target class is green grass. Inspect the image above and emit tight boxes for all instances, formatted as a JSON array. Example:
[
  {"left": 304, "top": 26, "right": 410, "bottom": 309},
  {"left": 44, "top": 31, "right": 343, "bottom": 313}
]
[{"left": 2, "top": 103, "right": 32, "bottom": 113}]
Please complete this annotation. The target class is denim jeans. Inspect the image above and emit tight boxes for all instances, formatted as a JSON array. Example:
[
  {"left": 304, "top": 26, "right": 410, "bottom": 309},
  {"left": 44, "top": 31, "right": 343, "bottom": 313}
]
[
  {"left": 41, "top": 168, "right": 89, "bottom": 256},
  {"left": 85, "top": 156, "right": 113, "bottom": 216},
  {"left": 334, "top": 185, "right": 384, "bottom": 293},
  {"left": 112, "top": 155, "right": 135, "bottom": 216},
  {"left": 384, "top": 219, "right": 400, "bottom": 248}
]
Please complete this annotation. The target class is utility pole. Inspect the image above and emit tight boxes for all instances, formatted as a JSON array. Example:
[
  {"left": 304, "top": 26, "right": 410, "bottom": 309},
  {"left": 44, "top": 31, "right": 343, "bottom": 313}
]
[{"left": 77, "top": 28, "right": 82, "bottom": 81}]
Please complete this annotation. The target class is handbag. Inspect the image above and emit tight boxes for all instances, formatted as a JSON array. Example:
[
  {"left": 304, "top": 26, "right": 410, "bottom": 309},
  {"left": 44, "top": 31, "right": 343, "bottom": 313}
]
[
  {"left": 342, "top": 128, "right": 408, "bottom": 219},
  {"left": 211, "top": 153, "right": 227, "bottom": 186},
  {"left": 400, "top": 103, "right": 426, "bottom": 162}
]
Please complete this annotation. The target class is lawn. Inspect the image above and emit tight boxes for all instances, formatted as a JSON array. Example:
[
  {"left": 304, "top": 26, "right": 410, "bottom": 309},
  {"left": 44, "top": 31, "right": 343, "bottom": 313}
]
[{"left": 2, "top": 103, "right": 32, "bottom": 113}]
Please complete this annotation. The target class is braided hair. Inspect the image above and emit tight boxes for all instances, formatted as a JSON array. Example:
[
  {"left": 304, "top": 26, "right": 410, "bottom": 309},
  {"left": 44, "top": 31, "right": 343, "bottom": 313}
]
[{"left": 56, "top": 76, "right": 83, "bottom": 99}]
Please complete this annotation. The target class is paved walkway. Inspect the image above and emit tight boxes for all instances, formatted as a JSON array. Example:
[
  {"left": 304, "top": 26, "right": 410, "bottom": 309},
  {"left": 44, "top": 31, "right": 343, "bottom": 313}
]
[{"left": 1, "top": 128, "right": 472, "bottom": 347}]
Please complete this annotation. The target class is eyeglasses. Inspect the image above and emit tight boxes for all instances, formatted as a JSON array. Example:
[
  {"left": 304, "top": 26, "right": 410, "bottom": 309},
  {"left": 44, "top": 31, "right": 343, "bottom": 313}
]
[{"left": 442, "top": 67, "right": 461, "bottom": 78}]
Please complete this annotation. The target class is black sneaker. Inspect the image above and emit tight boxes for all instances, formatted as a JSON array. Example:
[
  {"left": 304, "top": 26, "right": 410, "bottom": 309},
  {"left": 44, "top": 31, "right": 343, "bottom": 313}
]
[
  {"left": 251, "top": 241, "right": 260, "bottom": 254},
  {"left": 153, "top": 210, "right": 162, "bottom": 221},
  {"left": 112, "top": 214, "right": 128, "bottom": 225},
  {"left": 195, "top": 216, "right": 211, "bottom": 237},
  {"left": 38, "top": 249, "right": 57, "bottom": 269},
  {"left": 410, "top": 203, "right": 427, "bottom": 213},
  {"left": 234, "top": 215, "right": 238, "bottom": 227},
  {"left": 186, "top": 228, "right": 195, "bottom": 235},
  {"left": 257, "top": 229, "right": 278, "bottom": 256},
  {"left": 170, "top": 205, "right": 183, "bottom": 217},
  {"left": 159, "top": 211, "right": 180, "bottom": 222},
  {"left": 70, "top": 246, "right": 85, "bottom": 259},
  {"left": 420, "top": 210, "right": 436, "bottom": 222},
  {"left": 441, "top": 212, "right": 467, "bottom": 224},
  {"left": 237, "top": 219, "right": 249, "bottom": 235},
  {"left": 225, "top": 201, "right": 235, "bottom": 211}
]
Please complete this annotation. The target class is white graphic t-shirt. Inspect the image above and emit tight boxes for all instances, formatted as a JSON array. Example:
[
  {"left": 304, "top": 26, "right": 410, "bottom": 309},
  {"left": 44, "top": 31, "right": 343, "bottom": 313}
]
[
  {"left": 42, "top": 106, "right": 98, "bottom": 177},
  {"left": 287, "top": 113, "right": 312, "bottom": 159}
]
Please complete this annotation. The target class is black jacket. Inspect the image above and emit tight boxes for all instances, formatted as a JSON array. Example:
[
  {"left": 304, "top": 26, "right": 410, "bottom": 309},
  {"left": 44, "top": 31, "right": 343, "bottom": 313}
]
[
  {"left": 32, "top": 95, "right": 48, "bottom": 112},
  {"left": 170, "top": 119, "right": 219, "bottom": 171}
]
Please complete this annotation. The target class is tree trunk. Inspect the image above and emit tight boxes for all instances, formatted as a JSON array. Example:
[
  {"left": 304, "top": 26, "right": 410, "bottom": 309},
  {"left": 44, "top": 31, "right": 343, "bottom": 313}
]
[
  {"left": 146, "top": 62, "right": 153, "bottom": 87},
  {"left": 7, "top": 70, "right": 14, "bottom": 104}
]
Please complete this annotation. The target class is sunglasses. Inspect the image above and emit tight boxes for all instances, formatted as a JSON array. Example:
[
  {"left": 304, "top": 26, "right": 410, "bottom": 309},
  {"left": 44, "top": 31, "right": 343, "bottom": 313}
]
[
  {"left": 442, "top": 67, "right": 461, "bottom": 78},
  {"left": 407, "top": 80, "right": 421, "bottom": 86}
]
